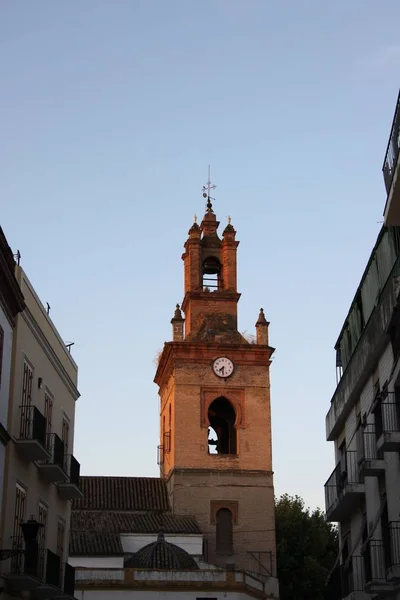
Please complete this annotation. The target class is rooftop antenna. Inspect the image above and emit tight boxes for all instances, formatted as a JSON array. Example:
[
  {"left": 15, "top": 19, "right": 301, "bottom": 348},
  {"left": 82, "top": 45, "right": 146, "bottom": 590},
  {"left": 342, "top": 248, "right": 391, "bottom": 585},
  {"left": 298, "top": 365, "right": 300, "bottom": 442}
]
[
  {"left": 46, "top": 302, "right": 50, "bottom": 315},
  {"left": 202, "top": 165, "right": 216, "bottom": 212},
  {"left": 14, "top": 250, "right": 21, "bottom": 266},
  {"left": 65, "top": 342, "right": 75, "bottom": 353}
]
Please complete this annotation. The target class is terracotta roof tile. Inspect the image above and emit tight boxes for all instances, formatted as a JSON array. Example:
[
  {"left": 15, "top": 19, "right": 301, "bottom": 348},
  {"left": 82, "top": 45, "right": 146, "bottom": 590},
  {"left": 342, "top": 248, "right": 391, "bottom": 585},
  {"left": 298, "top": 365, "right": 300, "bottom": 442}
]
[
  {"left": 73, "top": 476, "right": 169, "bottom": 511},
  {"left": 70, "top": 531, "right": 123, "bottom": 556}
]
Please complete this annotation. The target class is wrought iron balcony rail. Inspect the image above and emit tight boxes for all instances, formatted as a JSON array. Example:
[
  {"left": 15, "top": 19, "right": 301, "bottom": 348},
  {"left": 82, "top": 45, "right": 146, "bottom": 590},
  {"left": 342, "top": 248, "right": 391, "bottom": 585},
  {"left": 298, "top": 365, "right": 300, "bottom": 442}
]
[
  {"left": 63, "top": 454, "right": 81, "bottom": 485},
  {"left": 324, "top": 451, "right": 362, "bottom": 513},
  {"left": 39, "top": 433, "right": 65, "bottom": 468},
  {"left": 388, "top": 521, "right": 400, "bottom": 568},
  {"left": 383, "top": 90, "right": 400, "bottom": 195},
  {"left": 19, "top": 405, "right": 47, "bottom": 446},
  {"left": 376, "top": 401, "right": 400, "bottom": 434},
  {"left": 341, "top": 556, "right": 365, "bottom": 595},
  {"left": 364, "top": 540, "right": 386, "bottom": 584},
  {"left": 359, "top": 424, "right": 380, "bottom": 460}
]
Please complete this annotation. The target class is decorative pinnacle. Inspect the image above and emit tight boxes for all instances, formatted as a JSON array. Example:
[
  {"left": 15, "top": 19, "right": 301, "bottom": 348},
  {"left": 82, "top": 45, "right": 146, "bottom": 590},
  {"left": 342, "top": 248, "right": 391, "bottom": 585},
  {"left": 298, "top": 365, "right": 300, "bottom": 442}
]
[
  {"left": 194, "top": 214, "right": 197, "bottom": 223},
  {"left": 227, "top": 215, "right": 231, "bottom": 224},
  {"left": 202, "top": 165, "right": 216, "bottom": 212}
]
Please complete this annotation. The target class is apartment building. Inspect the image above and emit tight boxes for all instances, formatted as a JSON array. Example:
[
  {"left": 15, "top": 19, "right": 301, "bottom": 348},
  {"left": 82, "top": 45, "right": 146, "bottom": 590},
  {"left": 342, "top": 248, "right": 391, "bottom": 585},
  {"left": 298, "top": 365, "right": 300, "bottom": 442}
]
[
  {"left": 0, "top": 260, "right": 82, "bottom": 600},
  {"left": 325, "top": 90, "right": 400, "bottom": 598},
  {"left": 0, "top": 229, "right": 25, "bottom": 522}
]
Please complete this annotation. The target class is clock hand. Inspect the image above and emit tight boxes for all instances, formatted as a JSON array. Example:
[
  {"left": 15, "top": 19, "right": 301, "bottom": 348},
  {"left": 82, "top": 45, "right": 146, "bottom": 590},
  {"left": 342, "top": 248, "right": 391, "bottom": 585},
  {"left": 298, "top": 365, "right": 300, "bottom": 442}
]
[{"left": 219, "top": 366, "right": 225, "bottom": 375}]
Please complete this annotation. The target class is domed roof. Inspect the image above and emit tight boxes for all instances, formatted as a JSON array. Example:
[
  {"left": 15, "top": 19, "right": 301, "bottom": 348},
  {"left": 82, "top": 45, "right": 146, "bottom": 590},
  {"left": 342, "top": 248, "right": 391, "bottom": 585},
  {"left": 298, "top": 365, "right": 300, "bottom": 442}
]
[{"left": 127, "top": 532, "right": 199, "bottom": 570}]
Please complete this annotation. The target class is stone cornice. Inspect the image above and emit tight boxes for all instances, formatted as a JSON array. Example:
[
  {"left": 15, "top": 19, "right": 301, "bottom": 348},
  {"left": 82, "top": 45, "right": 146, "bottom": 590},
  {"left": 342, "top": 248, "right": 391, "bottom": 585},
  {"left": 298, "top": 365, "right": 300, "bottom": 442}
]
[{"left": 154, "top": 341, "right": 274, "bottom": 391}]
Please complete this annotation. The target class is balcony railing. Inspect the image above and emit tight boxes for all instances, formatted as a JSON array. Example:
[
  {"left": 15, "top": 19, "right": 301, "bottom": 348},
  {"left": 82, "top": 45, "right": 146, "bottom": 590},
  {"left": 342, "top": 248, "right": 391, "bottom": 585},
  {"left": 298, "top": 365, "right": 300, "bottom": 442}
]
[
  {"left": 15, "top": 405, "right": 50, "bottom": 462},
  {"left": 364, "top": 540, "right": 388, "bottom": 592},
  {"left": 358, "top": 424, "right": 385, "bottom": 477},
  {"left": 56, "top": 454, "right": 82, "bottom": 500},
  {"left": 37, "top": 434, "right": 67, "bottom": 483},
  {"left": 325, "top": 451, "right": 364, "bottom": 521},
  {"left": 341, "top": 556, "right": 365, "bottom": 596},
  {"left": 383, "top": 90, "right": 400, "bottom": 195},
  {"left": 3, "top": 546, "right": 73, "bottom": 598},
  {"left": 375, "top": 401, "right": 400, "bottom": 452}
]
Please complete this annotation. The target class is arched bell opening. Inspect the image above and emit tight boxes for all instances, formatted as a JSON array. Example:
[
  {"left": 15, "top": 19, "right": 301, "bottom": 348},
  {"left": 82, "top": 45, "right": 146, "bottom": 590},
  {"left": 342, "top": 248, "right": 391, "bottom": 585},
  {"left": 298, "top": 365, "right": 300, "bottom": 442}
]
[
  {"left": 202, "top": 256, "right": 222, "bottom": 291},
  {"left": 207, "top": 397, "right": 237, "bottom": 455}
]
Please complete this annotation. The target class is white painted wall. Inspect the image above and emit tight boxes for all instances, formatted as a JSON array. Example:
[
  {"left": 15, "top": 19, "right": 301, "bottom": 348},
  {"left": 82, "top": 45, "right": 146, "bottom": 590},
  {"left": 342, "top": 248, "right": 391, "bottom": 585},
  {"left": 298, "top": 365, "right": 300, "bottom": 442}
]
[
  {"left": 69, "top": 556, "right": 124, "bottom": 569},
  {"left": 120, "top": 533, "right": 203, "bottom": 556},
  {"left": 0, "top": 307, "right": 13, "bottom": 426},
  {"left": 0, "top": 307, "right": 13, "bottom": 521}
]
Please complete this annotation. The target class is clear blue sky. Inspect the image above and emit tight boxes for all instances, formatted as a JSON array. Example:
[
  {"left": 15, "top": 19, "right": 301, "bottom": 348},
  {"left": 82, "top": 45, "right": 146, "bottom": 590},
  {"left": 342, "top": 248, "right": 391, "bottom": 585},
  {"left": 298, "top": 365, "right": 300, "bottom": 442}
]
[{"left": 1, "top": 0, "right": 399, "bottom": 511}]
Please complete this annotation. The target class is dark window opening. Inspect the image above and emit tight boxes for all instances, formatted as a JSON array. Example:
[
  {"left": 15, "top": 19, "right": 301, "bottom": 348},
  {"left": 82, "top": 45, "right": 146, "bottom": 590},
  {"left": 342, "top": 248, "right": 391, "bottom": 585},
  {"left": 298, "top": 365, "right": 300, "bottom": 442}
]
[
  {"left": 208, "top": 397, "right": 237, "bottom": 455},
  {"left": 202, "top": 256, "right": 221, "bottom": 291},
  {"left": 216, "top": 508, "right": 233, "bottom": 555}
]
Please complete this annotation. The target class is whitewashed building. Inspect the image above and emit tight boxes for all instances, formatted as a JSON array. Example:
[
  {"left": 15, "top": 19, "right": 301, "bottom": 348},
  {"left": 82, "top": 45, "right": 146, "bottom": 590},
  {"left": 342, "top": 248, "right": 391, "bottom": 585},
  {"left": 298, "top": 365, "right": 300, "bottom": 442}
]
[{"left": 0, "top": 228, "right": 25, "bottom": 523}]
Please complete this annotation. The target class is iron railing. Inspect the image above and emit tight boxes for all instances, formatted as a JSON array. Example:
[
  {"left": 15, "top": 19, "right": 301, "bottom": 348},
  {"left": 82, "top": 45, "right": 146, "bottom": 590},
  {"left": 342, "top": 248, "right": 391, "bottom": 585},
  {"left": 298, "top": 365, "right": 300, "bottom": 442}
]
[
  {"left": 359, "top": 424, "right": 381, "bottom": 460},
  {"left": 388, "top": 521, "right": 400, "bottom": 568},
  {"left": 364, "top": 540, "right": 386, "bottom": 583},
  {"left": 63, "top": 562, "right": 76, "bottom": 596},
  {"left": 63, "top": 454, "right": 81, "bottom": 486},
  {"left": 325, "top": 451, "right": 362, "bottom": 514},
  {"left": 375, "top": 401, "right": 400, "bottom": 436},
  {"left": 383, "top": 90, "right": 400, "bottom": 195},
  {"left": 341, "top": 556, "right": 365, "bottom": 595},
  {"left": 19, "top": 405, "right": 47, "bottom": 446},
  {"left": 39, "top": 433, "right": 65, "bottom": 469}
]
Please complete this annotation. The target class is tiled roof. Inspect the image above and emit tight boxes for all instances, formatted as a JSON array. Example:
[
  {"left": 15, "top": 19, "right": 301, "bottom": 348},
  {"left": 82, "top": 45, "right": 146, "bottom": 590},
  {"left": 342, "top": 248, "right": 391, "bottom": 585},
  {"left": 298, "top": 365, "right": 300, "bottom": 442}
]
[
  {"left": 70, "top": 531, "right": 123, "bottom": 556},
  {"left": 125, "top": 533, "right": 199, "bottom": 570},
  {"left": 71, "top": 510, "right": 200, "bottom": 536},
  {"left": 73, "top": 476, "right": 170, "bottom": 511}
]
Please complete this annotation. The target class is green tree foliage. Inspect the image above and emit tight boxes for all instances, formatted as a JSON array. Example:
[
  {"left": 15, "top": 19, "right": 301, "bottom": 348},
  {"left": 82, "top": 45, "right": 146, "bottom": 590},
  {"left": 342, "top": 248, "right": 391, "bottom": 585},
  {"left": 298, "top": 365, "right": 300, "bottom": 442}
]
[{"left": 275, "top": 494, "right": 338, "bottom": 600}]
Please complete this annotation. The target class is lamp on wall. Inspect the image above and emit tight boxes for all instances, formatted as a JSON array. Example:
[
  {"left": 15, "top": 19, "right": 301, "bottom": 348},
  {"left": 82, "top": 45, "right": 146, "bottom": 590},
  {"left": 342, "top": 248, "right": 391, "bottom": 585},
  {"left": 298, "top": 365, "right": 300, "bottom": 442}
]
[{"left": 38, "top": 377, "right": 43, "bottom": 390}]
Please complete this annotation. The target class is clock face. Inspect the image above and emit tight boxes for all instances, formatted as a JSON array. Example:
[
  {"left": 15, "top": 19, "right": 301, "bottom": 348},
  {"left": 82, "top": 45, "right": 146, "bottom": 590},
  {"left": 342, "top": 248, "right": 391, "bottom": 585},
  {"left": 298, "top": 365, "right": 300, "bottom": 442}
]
[{"left": 212, "top": 357, "right": 234, "bottom": 378}]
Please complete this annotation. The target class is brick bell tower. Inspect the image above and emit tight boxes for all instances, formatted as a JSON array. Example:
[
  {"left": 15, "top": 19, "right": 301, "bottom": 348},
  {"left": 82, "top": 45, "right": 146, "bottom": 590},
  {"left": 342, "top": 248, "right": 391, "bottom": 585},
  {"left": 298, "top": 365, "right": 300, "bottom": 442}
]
[{"left": 154, "top": 178, "right": 277, "bottom": 580}]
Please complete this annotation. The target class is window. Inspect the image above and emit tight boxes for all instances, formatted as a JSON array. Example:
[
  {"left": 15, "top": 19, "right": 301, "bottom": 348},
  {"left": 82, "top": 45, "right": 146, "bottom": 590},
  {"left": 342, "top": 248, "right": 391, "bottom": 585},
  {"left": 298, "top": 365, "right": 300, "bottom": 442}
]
[
  {"left": 202, "top": 256, "right": 221, "bottom": 290},
  {"left": 62, "top": 417, "right": 69, "bottom": 455},
  {"left": 57, "top": 520, "right": 65, "bottom": 560},
  {"left": 21, "top": 361, "right": 33, "bottom": 406},
  {"left": 216, "top": 508, "right": 233, "bottom": 555},
  {"left": 44, "top": 393, "right": 53, "bottom": 436},
  {"left": 38, "top": 502, "right": 48, "bottom": 551},
  {"left": 0, "top": 326, "right": 4, "bottom": 388},
  {"left": 208, "top": 397, "right": 237, "bottom": 455},
  {"left": 12, "top": 484, "right": 26, "bottom": 549}
]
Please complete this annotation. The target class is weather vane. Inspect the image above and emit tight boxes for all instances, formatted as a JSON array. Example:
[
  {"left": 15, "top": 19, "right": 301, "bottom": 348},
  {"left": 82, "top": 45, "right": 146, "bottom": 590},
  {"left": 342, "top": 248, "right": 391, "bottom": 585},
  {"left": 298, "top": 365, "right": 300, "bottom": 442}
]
[{"left": 202, "top": 165, "right": 216, "bottom": 211}]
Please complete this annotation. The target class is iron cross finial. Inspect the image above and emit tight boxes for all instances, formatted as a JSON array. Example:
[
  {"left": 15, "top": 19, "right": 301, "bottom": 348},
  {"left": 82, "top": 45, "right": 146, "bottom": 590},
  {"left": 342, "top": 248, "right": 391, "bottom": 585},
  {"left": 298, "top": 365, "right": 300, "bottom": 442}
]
[{"left": 202, "top": 165, "right": 216, "bottom": 212}]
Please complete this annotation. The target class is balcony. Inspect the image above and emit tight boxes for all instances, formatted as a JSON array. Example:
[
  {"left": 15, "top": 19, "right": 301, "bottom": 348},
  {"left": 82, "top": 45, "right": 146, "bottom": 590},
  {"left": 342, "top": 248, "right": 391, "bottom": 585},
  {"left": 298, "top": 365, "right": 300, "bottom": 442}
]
[
  {"left": 364, "top": 541, "right": 392, "bottom": 594},
  {"left": 358, "top": 425, "right": 385, "bottom": 478},
  {"left": 383, "top": 90, "right": 400, "bottom": 226},
  {"left": 387, "top": 521, "right": 400, "bottom": 581},
  {"left": 325, "top": 451, "right": 365, "bottom": 522},
  {"left": 15, "top": 405, "right": 50, "bottom": 462},
  {"left": 341, "top": 556, "right": 365, "bottom": 598},
  {"left": 375, "top": 401, "right": 400, "bottom": 452},
  {"left": 37, "top": 434, "right": 67, "bottom": 483},
  {"left": 56, "top": 454, "right": 83, "bottom": 500},
  {"left": 3, "top": 548, "right": 75, "bottom": 599}
]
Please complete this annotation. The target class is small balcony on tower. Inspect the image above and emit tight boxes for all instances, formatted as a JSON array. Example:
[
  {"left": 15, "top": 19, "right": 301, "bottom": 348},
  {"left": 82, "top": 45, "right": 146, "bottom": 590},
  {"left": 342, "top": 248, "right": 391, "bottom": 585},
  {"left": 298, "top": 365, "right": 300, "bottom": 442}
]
[
  {"left": 15, "top": 405, "right": 51, "bottom": 462},
  {"left": 324, "top": 451, "right": 365, "bottom": 522},
  {"left": 375, "top": 398, "right": 400, "bottom": 453},
  {"left": 357, "top": 424, "right": 385, "bottom": 478},
  {"left": 383, "top": 90, "right": 400, "bottom": 225}
]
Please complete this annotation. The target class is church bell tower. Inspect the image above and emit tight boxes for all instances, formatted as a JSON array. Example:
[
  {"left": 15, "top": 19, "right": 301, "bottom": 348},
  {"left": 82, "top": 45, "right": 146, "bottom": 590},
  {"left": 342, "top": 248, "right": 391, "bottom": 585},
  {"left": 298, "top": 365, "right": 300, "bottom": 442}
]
[{"left": 154, "top": 177, "right": 277, "bottom": 578}]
